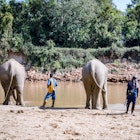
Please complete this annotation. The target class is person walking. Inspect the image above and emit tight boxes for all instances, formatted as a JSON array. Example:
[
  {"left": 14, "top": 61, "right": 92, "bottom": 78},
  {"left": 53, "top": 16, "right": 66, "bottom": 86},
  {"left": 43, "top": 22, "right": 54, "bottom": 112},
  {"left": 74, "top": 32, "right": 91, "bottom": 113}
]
[
  {"left": 40, "top": 73, "right": 58, "bottom": 108},
  {"left": 125, "top": 76, "right": 139, "bottom": 115}
]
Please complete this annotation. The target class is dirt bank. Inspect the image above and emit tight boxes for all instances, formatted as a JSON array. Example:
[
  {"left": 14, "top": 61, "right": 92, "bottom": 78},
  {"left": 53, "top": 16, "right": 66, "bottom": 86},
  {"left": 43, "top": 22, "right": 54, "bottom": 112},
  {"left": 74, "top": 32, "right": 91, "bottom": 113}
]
[
  {"left": 27, "top": 60, "right": 140, "bottom": 83},
  {"left": 0, "top": 105, "right": 140, "bottom": 140}
]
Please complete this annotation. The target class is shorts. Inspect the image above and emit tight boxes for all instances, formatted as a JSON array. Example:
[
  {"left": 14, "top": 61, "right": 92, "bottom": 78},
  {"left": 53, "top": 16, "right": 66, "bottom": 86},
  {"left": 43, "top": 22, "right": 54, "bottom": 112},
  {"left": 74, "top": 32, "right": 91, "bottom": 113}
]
[
  {"left": 127, "top": 95, "right": 137, "bottom": 104},
  {"left": 44, "top": 91, "right": 56, "bottom": 100}
]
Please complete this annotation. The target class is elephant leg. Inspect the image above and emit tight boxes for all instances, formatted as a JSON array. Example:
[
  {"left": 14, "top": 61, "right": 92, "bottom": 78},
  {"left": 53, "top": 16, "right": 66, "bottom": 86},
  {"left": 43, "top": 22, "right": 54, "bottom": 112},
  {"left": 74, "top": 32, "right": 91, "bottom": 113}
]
[
  {"left": 12, "top": 90, "right": 19, "bottom": 105},
  {"left": 91, "top": 85, "right": 97, "bottom": 109},
  {"left": 91, "top": 93, "right": 96, "bottom": 109},
  {"left": 1, "top": 82, "right": 9, "bottom": 105},
  {"left": 16, "top": 92, "right": 20, "bottom": 105},
  {"left": 3, "top": 90, "right": 12, "bottom": 105},
  {"left": 102, "top": 81, "right": 108, "bottom": 109},
  {"left": 92, "top": 87, "right": 101, "bottom": 110},
  {"left": 1, "top": 84, "right": 10, "bottom": 105},
  {"left": 16, "top": 87, "right": 25, "bottom": 106},
  {"left": 3, "top": 98, "right": 9, "bottom": 105},
  {"left": 96, "top": 88, "right": 101, "bottom": 110},
  {"left": 83, "top": 80, "right": 91, "bottom": 109},
  {"left": 85, "top": 93, "right": 90, "bottom": 109},
  {"left": 17, "top": 92, "right": 25, "bottom": 106}
]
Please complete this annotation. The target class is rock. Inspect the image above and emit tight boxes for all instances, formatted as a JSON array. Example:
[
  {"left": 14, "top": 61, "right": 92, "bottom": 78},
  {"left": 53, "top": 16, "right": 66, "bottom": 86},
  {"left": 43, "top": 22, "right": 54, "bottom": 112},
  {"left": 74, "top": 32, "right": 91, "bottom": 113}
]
[{"left": 26, "top": 60, "right": 139, "bottom": 83}]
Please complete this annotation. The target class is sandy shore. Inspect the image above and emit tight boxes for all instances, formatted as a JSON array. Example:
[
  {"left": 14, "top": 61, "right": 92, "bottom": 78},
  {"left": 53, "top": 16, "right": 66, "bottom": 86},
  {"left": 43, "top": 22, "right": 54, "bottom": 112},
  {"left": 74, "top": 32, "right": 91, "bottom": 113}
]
[{"left": 0, "top": 105, "right": 140, "bottom": 140}]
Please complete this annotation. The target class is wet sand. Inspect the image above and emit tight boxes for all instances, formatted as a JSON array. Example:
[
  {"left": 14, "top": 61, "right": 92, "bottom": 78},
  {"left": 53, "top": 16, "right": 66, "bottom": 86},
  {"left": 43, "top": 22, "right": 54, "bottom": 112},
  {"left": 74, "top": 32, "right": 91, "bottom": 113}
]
[{"left": 0, "top": 104, "right": 140, "bottom": 140}]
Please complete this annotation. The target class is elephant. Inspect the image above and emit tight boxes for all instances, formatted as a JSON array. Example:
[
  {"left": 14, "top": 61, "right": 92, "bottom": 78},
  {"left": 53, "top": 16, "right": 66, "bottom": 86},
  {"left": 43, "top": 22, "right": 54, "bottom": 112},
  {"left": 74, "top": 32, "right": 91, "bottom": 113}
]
[
  {"left": 0, "top": 58, "right": 26, "bottom": 106},
  {"left": 82, "top": 59, "right": 108, "bottom": 110}
]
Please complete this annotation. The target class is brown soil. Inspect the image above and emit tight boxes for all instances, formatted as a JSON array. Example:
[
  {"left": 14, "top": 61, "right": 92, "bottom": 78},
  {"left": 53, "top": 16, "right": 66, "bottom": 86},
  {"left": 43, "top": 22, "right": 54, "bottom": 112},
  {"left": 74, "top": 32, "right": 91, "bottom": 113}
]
[
  {"left": 26, "top": 60, "right": 140, "bottom": 83},
  {"left": 0, "top": 59, "right": 139, "bottom": 140},
  {"left": 0, "top": 105, "right": 140, "bottom": 140}
]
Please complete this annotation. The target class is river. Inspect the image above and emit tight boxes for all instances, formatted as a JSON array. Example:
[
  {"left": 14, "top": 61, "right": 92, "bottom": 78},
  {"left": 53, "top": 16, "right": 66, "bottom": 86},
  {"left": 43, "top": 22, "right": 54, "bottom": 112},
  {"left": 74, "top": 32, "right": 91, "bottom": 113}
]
[{"left": 0, "top": 81, "right": 140, "bottom": 109}]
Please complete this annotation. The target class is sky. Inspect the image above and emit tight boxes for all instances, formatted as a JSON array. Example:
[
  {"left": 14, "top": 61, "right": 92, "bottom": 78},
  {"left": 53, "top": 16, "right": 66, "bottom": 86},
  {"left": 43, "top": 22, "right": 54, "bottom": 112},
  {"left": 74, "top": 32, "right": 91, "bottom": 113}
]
[{"left": 113, "top": 0, "right": 132, "bottom": 12}]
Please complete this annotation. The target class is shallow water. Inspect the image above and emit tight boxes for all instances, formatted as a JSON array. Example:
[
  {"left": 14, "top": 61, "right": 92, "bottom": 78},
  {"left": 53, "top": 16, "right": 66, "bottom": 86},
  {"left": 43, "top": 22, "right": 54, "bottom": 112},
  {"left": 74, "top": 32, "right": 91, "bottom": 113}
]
[{"left": 0, "top": 81, "right": 140, "bottom": 108}]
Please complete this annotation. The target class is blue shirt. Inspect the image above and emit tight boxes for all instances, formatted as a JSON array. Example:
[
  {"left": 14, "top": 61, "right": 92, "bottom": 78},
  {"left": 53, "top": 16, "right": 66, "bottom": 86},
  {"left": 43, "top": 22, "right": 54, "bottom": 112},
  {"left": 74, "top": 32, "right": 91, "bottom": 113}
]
[
  {"left": 47, "top": 78, "right": 58, "bottom": 91},
  {"left": 127, "top": 80, "right": 139, "bottom": 97}
]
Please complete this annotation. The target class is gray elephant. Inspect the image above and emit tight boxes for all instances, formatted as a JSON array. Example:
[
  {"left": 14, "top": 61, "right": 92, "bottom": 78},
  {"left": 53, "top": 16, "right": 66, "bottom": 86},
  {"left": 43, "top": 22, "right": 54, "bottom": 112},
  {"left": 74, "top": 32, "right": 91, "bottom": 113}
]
[
  {"left": 82, "top": 59, "right": 108, "bottom": 110},
  {"left": 0, "top": 58, "right": 26, "bottom": 106}
]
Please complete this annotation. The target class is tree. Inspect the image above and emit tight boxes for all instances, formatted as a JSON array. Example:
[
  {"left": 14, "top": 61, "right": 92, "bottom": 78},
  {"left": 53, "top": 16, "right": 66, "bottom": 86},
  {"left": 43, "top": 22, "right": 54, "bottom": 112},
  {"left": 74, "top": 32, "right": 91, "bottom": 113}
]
[
  {"left": 123, "top": 1, "right": 140, "bottom": 47},
  {"left": 0, "top": 0, "right": 13, "bottom": 39},
  {"left": 50, "top": 0, "right": 97, "bottom": 48},
  {"left": 88, "top": 0, "right": 124, "bottom": 48},
  {"left": 0, "top": 0, "right": 13, "bottom": 61}
]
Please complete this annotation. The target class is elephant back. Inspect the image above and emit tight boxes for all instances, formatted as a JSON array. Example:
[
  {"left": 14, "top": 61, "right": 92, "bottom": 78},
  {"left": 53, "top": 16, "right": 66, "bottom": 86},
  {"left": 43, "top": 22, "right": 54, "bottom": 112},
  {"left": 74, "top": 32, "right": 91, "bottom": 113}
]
[
  {"left": 82, "top": 59, "right": 108, "bottom": 88},
  {"left": 10, "top": 59, "right": 26, "bottom": 79},
  {"left": 0, "top": 59, "right": 26, "bottom": 80}
]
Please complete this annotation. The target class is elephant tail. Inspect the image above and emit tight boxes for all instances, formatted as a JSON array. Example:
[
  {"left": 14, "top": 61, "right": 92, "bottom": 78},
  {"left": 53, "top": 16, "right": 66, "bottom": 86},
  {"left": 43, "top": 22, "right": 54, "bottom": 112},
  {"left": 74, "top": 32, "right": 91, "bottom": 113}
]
[
  {"left": 91, "top": 72, "right": 106, "bottom": 92},
  {"left": 3, "top": 74, "right": 13, "bottom": 104}
]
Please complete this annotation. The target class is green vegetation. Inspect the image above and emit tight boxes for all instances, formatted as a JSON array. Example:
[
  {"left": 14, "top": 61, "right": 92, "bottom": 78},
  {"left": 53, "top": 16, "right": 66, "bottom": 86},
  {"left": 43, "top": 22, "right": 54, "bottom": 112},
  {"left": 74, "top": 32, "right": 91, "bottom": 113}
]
[
  {"left": 27, "top": 46, "right": 139, "bottom": 72},
  {"left": 0, "top": 0, "right": 140, "bottom": 72}
]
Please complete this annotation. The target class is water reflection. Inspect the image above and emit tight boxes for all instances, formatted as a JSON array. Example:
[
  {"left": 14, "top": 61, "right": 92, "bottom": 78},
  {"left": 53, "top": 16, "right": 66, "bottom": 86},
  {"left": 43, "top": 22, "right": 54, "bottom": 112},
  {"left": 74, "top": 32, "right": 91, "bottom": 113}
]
[{"left": 0, "top": 81, "right": 140, "bottom": 107}]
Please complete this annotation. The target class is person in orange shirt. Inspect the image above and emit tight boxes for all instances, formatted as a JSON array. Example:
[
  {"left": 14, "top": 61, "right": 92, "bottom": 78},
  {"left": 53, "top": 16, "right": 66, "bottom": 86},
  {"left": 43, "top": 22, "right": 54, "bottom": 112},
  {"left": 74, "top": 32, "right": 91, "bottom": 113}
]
[{"left": 40, "top": 73, "right": 58, "bottom": 108}]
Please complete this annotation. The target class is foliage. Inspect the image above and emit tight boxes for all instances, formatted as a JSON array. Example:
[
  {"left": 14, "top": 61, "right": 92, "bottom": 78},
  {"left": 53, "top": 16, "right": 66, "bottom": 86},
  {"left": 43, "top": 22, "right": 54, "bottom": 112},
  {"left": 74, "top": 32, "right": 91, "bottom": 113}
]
[
  {"left": 23, "top": 46, "right": 140, "bottom": 72},
  {"left": 0, "top": 0, "right": 140, "bottom": 70},
  {"left": 0, "top": 0, "right": 125, "bottom": 48},
  {"left": 122, "top": 46, "right": 140, "bottom": 62},
  {"left": 123, "top": 1, "right": 140, "bottom": 47}
]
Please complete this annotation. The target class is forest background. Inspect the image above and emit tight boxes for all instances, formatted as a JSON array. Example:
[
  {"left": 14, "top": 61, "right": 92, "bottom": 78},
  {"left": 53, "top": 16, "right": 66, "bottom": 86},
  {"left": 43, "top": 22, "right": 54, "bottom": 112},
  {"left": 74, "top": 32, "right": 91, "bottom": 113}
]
[{"left": 0, "top": 0, "right": 140, "bottom": 74}]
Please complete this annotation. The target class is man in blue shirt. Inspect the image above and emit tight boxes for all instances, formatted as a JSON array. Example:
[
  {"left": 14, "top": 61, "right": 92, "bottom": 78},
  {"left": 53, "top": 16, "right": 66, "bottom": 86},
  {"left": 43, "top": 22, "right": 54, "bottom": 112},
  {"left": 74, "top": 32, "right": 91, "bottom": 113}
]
[
  {"left": 40, "top": 73, "right": 58, "bottom": 108},
  {"left": 126, "top": 76, "right": 139, "bottom": 115}
]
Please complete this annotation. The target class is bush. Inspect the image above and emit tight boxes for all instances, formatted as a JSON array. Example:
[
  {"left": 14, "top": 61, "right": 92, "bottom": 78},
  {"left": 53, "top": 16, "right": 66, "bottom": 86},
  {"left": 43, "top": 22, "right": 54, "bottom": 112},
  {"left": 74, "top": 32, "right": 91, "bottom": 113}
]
[
  {"left": 3, "top": 42, "right": 139, "bottom": 71},
  {"left": 29, "top": 46, "right": 140, "bottom": 71},
  {"left": 123, "top": 46, "right": 140, "bottom": 62}
]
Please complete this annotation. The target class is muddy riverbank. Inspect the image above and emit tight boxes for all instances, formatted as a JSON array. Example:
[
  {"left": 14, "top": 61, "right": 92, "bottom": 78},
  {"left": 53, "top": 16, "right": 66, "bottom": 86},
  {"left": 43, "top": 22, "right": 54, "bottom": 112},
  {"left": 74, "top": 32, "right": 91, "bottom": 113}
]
[{"left": 26, "top": 60, "right": 140, "bottom": 83}]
